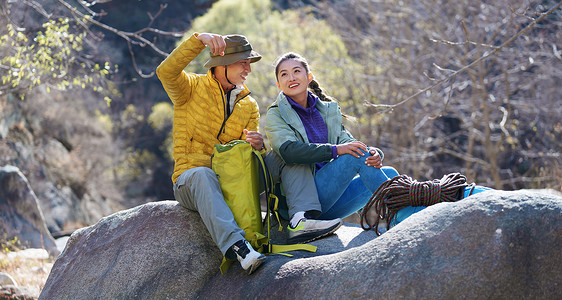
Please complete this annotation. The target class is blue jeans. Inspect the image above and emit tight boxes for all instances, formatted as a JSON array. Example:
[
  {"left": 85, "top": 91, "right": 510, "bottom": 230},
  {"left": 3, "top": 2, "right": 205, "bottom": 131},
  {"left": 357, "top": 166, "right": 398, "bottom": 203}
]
[
  {"left": 389, "top": 185, "right": 493, "bottom": 226},
  {"left": 314, "top": 151, "right": 399, "bottom": 220}
]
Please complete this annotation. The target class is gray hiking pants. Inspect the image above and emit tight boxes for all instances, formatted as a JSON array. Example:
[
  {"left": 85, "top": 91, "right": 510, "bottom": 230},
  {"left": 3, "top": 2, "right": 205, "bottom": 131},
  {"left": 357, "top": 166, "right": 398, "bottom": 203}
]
[
  {"left": 173, "top": 151, "right": 321, "bottom": 255},
  {"left": 265, "top": 150, "right": 322, "bottom": 218}
]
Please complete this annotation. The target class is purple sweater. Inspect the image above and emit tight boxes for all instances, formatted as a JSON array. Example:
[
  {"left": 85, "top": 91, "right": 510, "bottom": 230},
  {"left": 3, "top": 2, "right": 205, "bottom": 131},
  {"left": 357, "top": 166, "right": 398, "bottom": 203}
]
[{"left": 286, "top": 92, "right": 338, "bottom": 170}]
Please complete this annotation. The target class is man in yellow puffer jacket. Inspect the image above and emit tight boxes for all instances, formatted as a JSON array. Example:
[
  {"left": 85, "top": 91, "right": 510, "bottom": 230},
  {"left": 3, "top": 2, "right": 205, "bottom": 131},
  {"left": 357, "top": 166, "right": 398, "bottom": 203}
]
[{"left": 157, "top": 32, "right": 266, "bottom": 274}]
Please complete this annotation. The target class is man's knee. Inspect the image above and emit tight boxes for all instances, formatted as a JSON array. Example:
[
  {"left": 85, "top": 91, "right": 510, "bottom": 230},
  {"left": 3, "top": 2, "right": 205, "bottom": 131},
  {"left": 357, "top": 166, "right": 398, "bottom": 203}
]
[
  {"left": 175, "top": 167, "right": 221, "bottom": 210},
  {"left": 189, "top": 167, "right": 218, "bottom": 184}
]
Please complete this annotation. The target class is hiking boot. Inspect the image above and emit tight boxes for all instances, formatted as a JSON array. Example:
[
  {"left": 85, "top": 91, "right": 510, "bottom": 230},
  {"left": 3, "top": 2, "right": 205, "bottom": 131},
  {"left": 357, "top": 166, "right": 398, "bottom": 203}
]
[
  {"left": 287, "top": 217, "right": 343, "bottom": 244},
  {"left": 227, "top": 240, "right": 266, "bottom": 275}
]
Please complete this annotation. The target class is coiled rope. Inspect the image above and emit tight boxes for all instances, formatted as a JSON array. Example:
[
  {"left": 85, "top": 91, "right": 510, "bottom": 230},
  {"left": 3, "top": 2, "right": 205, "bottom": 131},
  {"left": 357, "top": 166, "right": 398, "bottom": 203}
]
[{"left": 360, "top": 173, "right": 470, "bottom": 235}]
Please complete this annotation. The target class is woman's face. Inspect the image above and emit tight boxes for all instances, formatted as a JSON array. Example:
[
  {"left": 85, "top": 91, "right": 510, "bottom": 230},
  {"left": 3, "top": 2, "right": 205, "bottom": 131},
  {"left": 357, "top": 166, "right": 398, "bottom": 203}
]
[{"left": 276, "top": 59, "right": 312, "bottom": 98}]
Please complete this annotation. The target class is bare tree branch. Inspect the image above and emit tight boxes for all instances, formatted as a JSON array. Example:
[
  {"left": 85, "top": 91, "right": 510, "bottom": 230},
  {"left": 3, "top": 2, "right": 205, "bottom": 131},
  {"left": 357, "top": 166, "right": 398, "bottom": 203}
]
[
  {"left": 366, "top": 1, "right": 562, "bottom": 113},
  {"left": 430, "top": 21, "right": 501, "bottom": 51},
  {"left": 77, "top": 0, "right": 107, "bottom": 17},
  {"left": 127, "top": 41, "right": 153, "bottom": 78},
  {"left": 20, "top": 0, "right": 52, "bottom": 18},
  {"left": 438, "top": 148, "right": 490, "bottom": 167},
  {"left": 54, "top": 0, "right": 187, "bottom": 77}
]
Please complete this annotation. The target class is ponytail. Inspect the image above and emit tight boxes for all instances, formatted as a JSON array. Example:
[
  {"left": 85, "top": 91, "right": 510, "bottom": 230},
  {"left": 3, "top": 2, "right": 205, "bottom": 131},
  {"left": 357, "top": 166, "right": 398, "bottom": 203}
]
[{"left": 308, "top": 79, "right": 336, "bottom": 103}]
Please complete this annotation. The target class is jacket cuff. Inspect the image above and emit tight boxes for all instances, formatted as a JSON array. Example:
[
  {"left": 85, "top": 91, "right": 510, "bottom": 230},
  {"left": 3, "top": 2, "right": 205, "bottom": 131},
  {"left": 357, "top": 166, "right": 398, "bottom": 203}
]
[{"left": 331, "top": 145, "right": 338, "bottom": 159}]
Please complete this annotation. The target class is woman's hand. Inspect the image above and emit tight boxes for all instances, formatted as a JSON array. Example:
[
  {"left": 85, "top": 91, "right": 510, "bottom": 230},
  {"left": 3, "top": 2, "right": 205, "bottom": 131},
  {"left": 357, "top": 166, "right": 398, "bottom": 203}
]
[
  {"left": 336, "top": 141, "right": 368, "bottom": 158},
  {"left": 365, "top": 148, "right": 383, "bottom": 168},
  {"left": 244, "top": 129, "right": 264, "bottom": 150},
  {"left": 197, "top": 33, "right": 226, "bottom": 56}
]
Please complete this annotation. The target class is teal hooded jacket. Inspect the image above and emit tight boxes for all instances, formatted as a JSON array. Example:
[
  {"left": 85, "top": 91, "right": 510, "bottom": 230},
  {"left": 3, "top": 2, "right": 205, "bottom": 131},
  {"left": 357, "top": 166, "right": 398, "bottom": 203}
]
[{"left": 264, "top": 92, "right": 383, "bottom": 172}]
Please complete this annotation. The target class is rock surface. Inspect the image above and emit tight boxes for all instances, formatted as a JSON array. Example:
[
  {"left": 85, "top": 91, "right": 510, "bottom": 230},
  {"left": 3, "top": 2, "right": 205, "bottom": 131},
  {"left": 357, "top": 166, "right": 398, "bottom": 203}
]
[
  {"left": 40, "top": 201, "right": 222, "bottom": 300},
  {"left": 0, "top": 272, "right": 17, "bottom": 287},
  {"left": 0, "top": 165, "right": 59, "bottom": 256},
  {"left": 40, "top": 190, "right": 562, "bottom": 299}
]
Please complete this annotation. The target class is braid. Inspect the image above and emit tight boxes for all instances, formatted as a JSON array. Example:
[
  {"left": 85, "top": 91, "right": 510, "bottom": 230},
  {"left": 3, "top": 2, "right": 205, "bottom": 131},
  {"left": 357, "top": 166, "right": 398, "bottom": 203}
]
[
  {"left": 309, "top": 78, "right": 354, "bottom": 120},
  {"left": 309, "top": 79, "right": 335, "bottom": 102}
]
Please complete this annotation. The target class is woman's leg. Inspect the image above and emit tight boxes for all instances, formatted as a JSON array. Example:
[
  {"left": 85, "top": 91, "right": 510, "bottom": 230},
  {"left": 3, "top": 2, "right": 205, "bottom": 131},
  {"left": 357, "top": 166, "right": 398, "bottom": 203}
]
[
  {"left": 319, "top": 176, "right": 371, "bottom": 219},
  {"left": 320, "top": 167, "right": 400, "bottom": 219},
  {"left": 390, "top": 206, "right": 427, "bottom": 227},
  {"left": 315, "top": 149, "right": 399, "bottom": 219},
  {"left": 463, "top": 185, "right": 493, "bottom": 198},
  {"left": 315, "top": 151, "right": 391, "bottom": 214},
  {"left": 390, "top": 185, "right": 494, "bottom": 227}
]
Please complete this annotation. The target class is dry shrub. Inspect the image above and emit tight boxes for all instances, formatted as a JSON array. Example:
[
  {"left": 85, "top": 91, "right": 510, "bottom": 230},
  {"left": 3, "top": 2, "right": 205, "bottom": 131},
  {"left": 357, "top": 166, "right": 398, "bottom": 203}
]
[
  {"left": 0, "top": 237, "right": 54, "bottom": 298},
  {"left": 0, "top": 251, "right": 54, "bottom": 298}
]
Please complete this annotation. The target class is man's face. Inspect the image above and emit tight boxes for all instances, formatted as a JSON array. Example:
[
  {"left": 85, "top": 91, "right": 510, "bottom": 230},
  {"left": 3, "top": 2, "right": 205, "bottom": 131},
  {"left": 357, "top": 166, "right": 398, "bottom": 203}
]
[{"left": 226, "top": 59, "right": 252, "bottom": 86}]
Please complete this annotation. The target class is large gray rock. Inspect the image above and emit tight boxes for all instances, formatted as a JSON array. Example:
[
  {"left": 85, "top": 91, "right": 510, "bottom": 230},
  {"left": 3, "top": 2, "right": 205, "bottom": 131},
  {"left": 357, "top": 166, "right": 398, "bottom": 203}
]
[
  {"left": 39, "top": 201, "right": 222, "bottom": 300},
  {"left": 0, "top": 165, "right": 59, "bottom": 256},
  {"left": 40, "top": 190, "right": 562, "bottom": 299}
]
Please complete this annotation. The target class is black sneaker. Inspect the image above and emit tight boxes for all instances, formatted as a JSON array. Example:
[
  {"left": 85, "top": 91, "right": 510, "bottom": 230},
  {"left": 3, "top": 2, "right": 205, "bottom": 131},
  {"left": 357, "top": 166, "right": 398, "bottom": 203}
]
[{"left": 227, "top": 240, "right": 266, "bottom": 275}]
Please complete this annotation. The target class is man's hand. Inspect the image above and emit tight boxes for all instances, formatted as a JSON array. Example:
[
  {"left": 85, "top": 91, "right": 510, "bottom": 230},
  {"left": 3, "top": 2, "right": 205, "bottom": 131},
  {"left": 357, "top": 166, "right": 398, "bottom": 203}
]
[
  {"left": 244, "top": 129, "right": 264, "bottom": 150},
  {"left": 365, "top": 148, "right": 383, "bottom": 168},
  {"left": 197, "top": 33, "right": 226, "bottom": 56}
]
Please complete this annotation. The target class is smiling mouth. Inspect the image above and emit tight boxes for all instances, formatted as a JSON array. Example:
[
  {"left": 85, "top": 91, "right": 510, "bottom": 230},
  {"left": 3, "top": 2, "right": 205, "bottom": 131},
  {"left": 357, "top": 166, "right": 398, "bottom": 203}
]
[{"left": 289, "top": 83, "right": 299, "bottom": 88}]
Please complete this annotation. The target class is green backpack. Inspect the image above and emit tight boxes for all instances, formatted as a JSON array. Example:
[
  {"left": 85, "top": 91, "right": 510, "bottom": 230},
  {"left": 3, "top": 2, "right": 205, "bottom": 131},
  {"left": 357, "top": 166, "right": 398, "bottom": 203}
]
[{"left": 212, "top": 140, "right": 316, "bottom": 274}]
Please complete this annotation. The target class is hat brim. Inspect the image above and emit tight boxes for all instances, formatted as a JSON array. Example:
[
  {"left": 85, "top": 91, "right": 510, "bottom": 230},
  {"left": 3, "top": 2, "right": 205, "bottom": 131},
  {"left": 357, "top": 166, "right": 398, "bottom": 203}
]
[{"left": 204, "top": 50, "right": 262, "bottom": 68}]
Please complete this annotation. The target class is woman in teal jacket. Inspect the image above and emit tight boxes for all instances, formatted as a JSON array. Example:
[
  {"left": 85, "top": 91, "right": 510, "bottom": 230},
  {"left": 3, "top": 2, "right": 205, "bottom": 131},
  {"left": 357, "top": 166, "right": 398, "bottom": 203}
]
[{"left": 265, "top": 52, "right": 399, "bottom": 220}]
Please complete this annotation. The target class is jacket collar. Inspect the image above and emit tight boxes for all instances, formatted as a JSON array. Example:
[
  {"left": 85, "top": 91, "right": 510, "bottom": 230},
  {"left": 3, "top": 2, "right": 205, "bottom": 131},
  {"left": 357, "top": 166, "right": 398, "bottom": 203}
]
[
  {"left": 276, "top": 91, "right": 330, "bottom": 116},
  {"left": 285, "top": 91, "right": 319, "bottom": 112},
  {"left": 274, "top": 91, "right": 341, "bottom": 142},
  {"left": 206, "top": 69, "right": 251, "bottom": 99}
]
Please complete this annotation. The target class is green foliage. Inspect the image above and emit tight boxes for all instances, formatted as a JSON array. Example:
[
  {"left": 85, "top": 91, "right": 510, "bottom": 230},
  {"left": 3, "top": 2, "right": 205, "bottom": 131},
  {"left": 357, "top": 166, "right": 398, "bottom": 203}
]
[
  {"left": 0, "top": 17, "right": 115, "bottom": 104},
  {"left": 115, "top": 148, "right": 158, "bottom": 181},
  {"left": 184, "top": 0, "right": 362, "bottom": 112},
  {"left": 95, "top": 110, "right": 114, "bottom": 133},
  {"left": 162, "top": 131, "right": 174, "bottom": 162},
  {"left": 148, "top": 102, "right": 174, "bottom": 161},
  {"left": 1, "top": 235, "right": 23, "bottom": 253},
  {"left": 112, "top": 104, "right": 162, "bottom": 184},
  {"left": 148, "top": 102, "right": 173, "bottom": 131},
  {"left": 120, "top": 104, "right": 145, "bottom": 128}
]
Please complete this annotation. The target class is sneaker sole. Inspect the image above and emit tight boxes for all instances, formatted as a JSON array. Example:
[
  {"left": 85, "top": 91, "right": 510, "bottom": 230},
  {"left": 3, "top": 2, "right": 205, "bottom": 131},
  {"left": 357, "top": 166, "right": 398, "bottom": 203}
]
[
  {"left": 247, "top": 255, "right": 266, "bottom": 275},
  {"left": 287, "top": 221, "right": 342, "bottom": 244}
]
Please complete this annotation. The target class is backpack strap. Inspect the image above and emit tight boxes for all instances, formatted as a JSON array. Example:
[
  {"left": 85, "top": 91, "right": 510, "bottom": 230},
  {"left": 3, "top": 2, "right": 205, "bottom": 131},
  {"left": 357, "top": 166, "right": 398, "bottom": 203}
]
[
  {"left": 219, "top": 258, "right": 233, "bottom": 274},
  {"left": 253, "top": 149, "right": 317, "bottom": 255}
]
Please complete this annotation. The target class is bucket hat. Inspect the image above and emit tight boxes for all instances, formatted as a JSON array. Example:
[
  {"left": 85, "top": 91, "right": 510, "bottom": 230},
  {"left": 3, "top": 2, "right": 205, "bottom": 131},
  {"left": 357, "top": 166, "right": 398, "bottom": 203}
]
[{"left": 204, "top": 34, "right": 262, "bottom": 68}]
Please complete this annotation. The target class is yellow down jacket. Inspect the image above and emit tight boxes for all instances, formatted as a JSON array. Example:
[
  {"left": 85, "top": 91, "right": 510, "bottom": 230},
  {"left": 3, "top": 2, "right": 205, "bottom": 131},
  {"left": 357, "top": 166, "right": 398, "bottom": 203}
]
[{"left": 156, "top": 33, "right": 260, "bottom": 184}]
